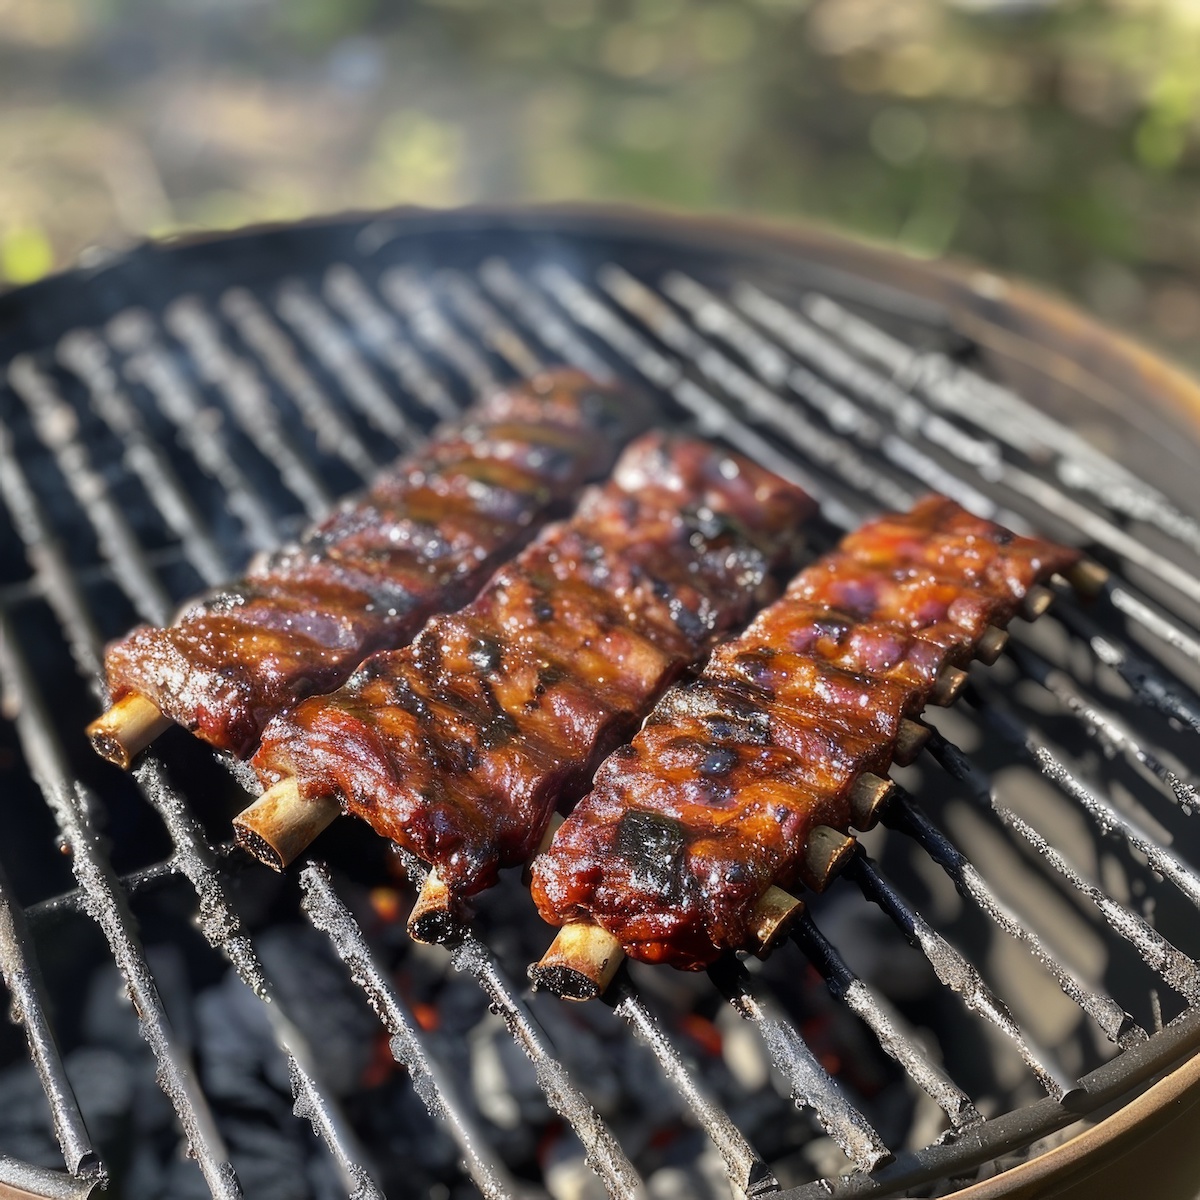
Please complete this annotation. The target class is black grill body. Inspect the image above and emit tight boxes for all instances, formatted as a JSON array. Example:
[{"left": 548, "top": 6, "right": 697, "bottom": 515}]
[{"left": 1, "top": 207, "right": 1199, "bottom": 1200}]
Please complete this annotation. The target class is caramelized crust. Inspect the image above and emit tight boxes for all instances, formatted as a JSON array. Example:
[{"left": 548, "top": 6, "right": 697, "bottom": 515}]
[
  {"left": 531, "top": 496, "right": 1080, "bottom": 970},
  {"left": 251, "top": 433, "right": 815, "bottom": 900},
  {"left": 103, "top": 370, "right": 643, "bottom": 757}
]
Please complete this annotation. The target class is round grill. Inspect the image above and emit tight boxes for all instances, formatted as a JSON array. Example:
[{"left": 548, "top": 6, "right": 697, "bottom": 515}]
[{"left": 1, "top": 206, "right": 1199, "bottom": 1200}]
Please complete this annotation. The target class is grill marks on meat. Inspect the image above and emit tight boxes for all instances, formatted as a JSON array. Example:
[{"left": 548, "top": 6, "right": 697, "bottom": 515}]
[
  {"left": 251, "top": 433, "right": 816, "bottom": 901},
  {"left": 102, "top": 369, "right": 640, "bottom": 757},
  {"left": 530, "top": 495, "right": 1080, "bottom": 970}
]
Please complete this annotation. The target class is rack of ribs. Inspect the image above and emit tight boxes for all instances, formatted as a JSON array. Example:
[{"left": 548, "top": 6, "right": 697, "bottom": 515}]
[
  {"left": 88, "top": 369, "right": 645, "bottom": 767},
  {"left": 529, "top": 495, "right": 1082, "bottom": 995},
  {"left": 245, "top": 432, "right": 816, "bottom": 928}
]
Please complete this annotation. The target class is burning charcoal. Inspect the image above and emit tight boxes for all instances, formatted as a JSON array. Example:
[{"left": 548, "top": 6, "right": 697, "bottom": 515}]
[
  {"left": 255, "top": 926, "right": 377, "bottom": 1094},
  {"left": 805, "top": 1134, "right": 854, "bottom": 1181},
  {"left": 82, "top": 958, "right": 182, "bottom": 1131},
  {"left": 122, "top": 1140, "right": 175, "bottom": 1200},
  {"left": 195, "top": 966, "right": 295, "bottom": 1110},
  {"left": 194, "top": 956, "right": 393, "bottom": 1199},
  {"left": 223, "top": 1120, "right": 343, "bottom": 1200},
  {"left": 353, "top": 1078, "right": 461, "bottom": 1189},
  {"left": 428, "top": 965, "right": 492, "bottom": 1036},
  {"left": 718, "top": 1009, "right": 771, "bottom": 1091},
  {"left": 82, "top": 957, "right": 157, "bottom": 1054},
  {"left": 906, "top": 1088, "right": 955, "bottom": 1157},
  {"left": 155, "top": 1153, "right": 224, "bottom": 1200}
]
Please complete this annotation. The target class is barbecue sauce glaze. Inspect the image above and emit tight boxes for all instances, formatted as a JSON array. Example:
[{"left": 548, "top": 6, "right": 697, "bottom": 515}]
[
  {"left": 531, "top": 496, "right": 1079, "bottom": 970},
  {"left": 103, "top": 369, "right": 644, "bottom": 757},
  {"left": 252, "top": 433, "right": 815, "bottom": 901}
]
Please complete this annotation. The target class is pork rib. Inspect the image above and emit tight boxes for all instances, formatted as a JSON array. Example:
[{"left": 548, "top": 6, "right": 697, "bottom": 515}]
[
  {"left": 94, "top": 369, "right": 643, "bottom": 761},
  {"left": 531, "top": 495, "right": 1080, "bottom": 971},
  {"left": 251, "top": 432, "right": 816, "bottom": 925}
]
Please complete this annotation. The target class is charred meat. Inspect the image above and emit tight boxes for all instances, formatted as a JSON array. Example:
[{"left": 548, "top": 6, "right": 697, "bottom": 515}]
[
  {"left": 93, "top": 370, "right": 644, "bottom": 761},
  {"left": 530, "top": 495, "right": 1080, "bottom": 970},
  {"left": 250, "top": 432, "right": 815, "bottom": 917}
]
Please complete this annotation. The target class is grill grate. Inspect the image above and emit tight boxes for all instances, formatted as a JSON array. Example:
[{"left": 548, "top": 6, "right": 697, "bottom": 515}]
[{"left": 0, "top": 211, "right": 1199, "bottom": 1199}]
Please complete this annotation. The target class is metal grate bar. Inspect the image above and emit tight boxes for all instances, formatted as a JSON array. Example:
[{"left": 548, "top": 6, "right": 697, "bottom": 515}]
[
  {"left": 4, "top": 343, "right": 397, "bottom": 1198},
  {"left": 606, "top": 975, "right": 779, "bottom": 1196},
  {"left": 479, "top": 258, "right": 617, "bottom": 383},
  {"left": 133, "top": 759, "right": 385, "bottom": 1200},
  {"left": 595, "top": 264, "right": 916, "bottom": 515},
  {"left": 165, "top": 297, "right": 334, "bottom": 519},
  {"left": 7, "top": 356, "right": 175, "bottom": 625},
  {"left": 926, "top": 732, "right": 1200, "bottom": 1004},
  {"left": 452, "top": 938, "right": 644, "bottom": 1199},
  {"left": 275, "top": 280, "right": 423, "bottom": 446},
  {"left": 883, "top": 791, "right": 1140, "bottom": 1046},
  {"left": 790, "top": 911, "right": 983, "bottom": 1129},
  {"left": 529, "top": 263, "right": 859, "bottom": 529},
  {"left": 26, "top": 850, "right": 240, "bottom": 923},
  {"left": 0, "top": 417, "right": 105, "bottom": 683},
  {"left": 105, "top": 310, "right": 281, "bottom": 553},
  {"left": 379, "top": 268, "right": 499, "bottom": 396},
  {"left": 1103, "top": 584, "right": 1200, "bottom": 671},
  {"left": 1054, "top": 602, "right": 1200, "bottom": 741},
  {"left": 322, "top": 266, "right": 460, "bottom": 423},
  {"left": 1008, "top": 640, "right": 1200, "bottom": 817},
  {"left": 0, "top": 1155, "right": 101, "bottom": 1200},
  {"left": 843, "top": 852, "right": 1075, "bottom": 1099},
  {"left": 1001, "top": 463, "right": 1200, "bottom": 608},
  {"left": 707, "top": 956, "right": 891, "bottom": 1173},
  {"left": 800, "top": 292, "right": 1200, "bottom": 561},
  {"left": 383, "top": 848, "right": 643, "bottom": 1199},
  {"left": 219, "top": 288, "right": 382, "bottom": 482},
  {"left": 0, "top": 858, "right": 100, "bottom": 1180},
  {"left": 0, "top": 610, "right": 242, "bottom": 1199},
  {"left": 971, "top": 690, "right": 1200, "bottom": 912},
  {"left": 299, "top": 865, "right": 524, "bottom": 1200},
  {"left": 436, "top": 270, "right": 545, "bottom": 380},
  {"left": 57, "top": 329, "right": 227, "bottom": 587}
]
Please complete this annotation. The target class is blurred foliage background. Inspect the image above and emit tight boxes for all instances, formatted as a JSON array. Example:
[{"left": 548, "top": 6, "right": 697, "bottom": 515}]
[{"left": 1, "top": 0, "right": 1198, "bottom": 364}]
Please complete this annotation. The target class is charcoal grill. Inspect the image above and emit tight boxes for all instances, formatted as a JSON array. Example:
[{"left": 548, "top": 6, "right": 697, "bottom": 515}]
[{"left": 2, "top": 205, "right": 1200, "bottom": 1200}]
